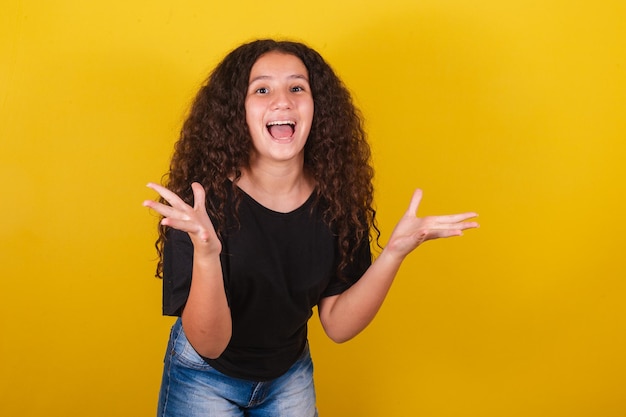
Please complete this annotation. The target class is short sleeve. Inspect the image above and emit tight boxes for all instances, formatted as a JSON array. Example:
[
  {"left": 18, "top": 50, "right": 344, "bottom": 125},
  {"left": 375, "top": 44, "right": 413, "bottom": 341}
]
[
  {"left": 320, "top": 236, "right": 372, "bottom": 298},
  {"left": 162, "top": 228, "right": 193, "bottom": 316}
]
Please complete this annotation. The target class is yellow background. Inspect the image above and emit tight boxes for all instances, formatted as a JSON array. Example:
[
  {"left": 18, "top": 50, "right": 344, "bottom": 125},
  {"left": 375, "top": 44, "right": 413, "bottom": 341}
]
[{"left": 1, "top": 1, "right": 625, "bottom": 416}]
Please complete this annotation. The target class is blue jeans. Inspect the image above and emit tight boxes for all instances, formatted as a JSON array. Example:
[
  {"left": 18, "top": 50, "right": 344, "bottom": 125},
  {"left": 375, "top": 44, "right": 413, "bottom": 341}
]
[{"left": 157, "top": 319, "right": 318, "bottom": 417}]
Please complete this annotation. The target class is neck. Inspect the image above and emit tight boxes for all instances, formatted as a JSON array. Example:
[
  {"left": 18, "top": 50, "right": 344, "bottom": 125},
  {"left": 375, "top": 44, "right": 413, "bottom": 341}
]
[
  {"left": 244, "top": 154, "right": 307, "bottom": 195},
  {"left": 237, "top": 159, "right": 315, "bottom": 213},
  {"left": 243, "top": 166, "right": 306, "bottom": 195}
]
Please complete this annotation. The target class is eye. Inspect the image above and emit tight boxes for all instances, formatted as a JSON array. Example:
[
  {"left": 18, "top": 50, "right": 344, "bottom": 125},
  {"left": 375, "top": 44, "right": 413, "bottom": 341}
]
[
  {"left": 255, "top": 87, "right": 269, "bottom": 94},
  {"left": 290, "top": 86, "right": 304, "bottom": 92}
]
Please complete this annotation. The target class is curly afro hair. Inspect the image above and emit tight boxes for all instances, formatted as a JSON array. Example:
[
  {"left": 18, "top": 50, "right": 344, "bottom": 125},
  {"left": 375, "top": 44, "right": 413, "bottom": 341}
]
[{"left": 154, "top": 39, "right": 379, "bottom": 279}]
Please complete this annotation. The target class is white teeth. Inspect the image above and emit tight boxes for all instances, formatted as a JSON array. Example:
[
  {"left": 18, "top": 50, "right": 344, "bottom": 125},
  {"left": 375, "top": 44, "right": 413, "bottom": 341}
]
[{"left": 267, "top": 121, "right": 295, "bottom": 126}]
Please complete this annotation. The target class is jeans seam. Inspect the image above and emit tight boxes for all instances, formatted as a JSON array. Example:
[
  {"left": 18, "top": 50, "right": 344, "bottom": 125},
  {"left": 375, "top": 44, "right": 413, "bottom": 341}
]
[{"left": 159, "top": 324, "right": 178, "bottom": 416}]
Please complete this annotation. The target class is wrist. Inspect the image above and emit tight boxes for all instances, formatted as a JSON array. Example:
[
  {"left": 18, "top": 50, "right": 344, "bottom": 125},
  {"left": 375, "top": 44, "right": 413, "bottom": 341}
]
[
  {"left": 378, "top": 245, "right": 406, "bottom": 266},
  {"left": 192, "top": 245, "right": 222, "bottom": 264},
  {"left": 191, "top": 236, "right": 222, "bottom": 256}
]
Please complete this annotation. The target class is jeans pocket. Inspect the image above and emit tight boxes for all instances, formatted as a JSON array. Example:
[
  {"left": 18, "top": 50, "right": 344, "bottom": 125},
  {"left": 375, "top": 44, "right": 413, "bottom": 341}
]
[{"left": 170, "top": 320, "right": 213, "bottom": 370}]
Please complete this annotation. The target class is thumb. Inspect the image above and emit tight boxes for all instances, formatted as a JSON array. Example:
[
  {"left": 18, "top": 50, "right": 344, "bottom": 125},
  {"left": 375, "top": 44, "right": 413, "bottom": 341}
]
[
  {"left": 406, "top": 188, "right": 423, "bottom": 216},
  {"left": 191, "top": 182, "right": 207, "bottom": 212}
]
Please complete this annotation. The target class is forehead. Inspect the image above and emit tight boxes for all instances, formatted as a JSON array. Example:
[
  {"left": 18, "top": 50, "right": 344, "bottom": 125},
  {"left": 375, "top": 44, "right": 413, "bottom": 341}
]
[{"left": 249, "top": 51, "right": 309, "bottom": 81}]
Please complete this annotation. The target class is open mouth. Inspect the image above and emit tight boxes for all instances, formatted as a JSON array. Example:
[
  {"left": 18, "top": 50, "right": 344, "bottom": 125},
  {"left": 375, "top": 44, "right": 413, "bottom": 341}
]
[{"left": 267, "top": 121, "right": 295, "bottom": 139}]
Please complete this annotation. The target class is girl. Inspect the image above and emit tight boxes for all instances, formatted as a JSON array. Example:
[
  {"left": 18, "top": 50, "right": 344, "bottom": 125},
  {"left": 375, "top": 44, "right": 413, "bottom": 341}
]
[{"left": 143, "top": 39, "right": 478, "bottom": 417}]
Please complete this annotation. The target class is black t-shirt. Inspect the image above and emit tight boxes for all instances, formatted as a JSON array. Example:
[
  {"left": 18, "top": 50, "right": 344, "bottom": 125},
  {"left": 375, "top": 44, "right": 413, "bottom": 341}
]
[{"left": 162, "top": 184, "right": 371, "bottom": 381}]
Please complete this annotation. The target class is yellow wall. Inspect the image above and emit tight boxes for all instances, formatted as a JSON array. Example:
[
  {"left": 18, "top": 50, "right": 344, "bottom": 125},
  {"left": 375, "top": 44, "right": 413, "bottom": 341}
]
[{"left": 1, "top": 1, "right": 625, "bottom": 416}]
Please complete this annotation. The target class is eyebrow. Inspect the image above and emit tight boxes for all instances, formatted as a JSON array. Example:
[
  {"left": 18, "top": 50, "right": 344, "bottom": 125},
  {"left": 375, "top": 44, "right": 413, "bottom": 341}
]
[{"left": 248, "top": 74, "right": 309, "bottom": 84}]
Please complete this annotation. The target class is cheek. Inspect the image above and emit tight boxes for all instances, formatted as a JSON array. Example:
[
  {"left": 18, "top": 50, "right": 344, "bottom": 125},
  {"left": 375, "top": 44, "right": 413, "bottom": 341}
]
[
  {"left": 244, "top": 111, "right": 265, "bottom": 141},
  {"left": 245, "top": 101, "right": 263, "bottom": 123},
  {"left": 305, "top": 102, "right": 315, "bottom": 126},
  {"left": 244, "top": 106, "right": 257, "bottom": 131},
  {"left": 297, "top": 97, "right": 314, "bottom": 120}
]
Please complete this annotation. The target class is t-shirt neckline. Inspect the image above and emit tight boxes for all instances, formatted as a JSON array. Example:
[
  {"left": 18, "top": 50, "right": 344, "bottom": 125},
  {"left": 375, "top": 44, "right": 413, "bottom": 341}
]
[{"left": 233, "top": 184, "right": 317, "bottom": 216}]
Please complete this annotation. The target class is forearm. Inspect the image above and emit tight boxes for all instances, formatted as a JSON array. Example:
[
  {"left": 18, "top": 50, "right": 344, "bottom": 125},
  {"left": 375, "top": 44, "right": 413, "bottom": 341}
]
[
  {"left": 319, "top": 249, "right": 405, "bottom": 343},
  {"left": 181, "top": 252, "right": 232, "bottom": 359}
]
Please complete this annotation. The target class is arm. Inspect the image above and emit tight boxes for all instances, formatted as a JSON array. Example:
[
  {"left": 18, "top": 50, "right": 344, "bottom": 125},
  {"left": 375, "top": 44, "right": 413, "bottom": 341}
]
[
  {"left": 318, "top": 189, "right": 478, "bottom": 343},
  {"left": 144, "top": 182, "right": 232, "bottom": 359}
]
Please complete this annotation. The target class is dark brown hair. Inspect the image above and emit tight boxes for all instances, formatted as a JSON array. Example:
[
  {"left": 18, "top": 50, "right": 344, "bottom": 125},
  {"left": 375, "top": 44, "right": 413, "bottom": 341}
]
[{"left": 155, "top": 39, "right": 378, "bottom": 278}]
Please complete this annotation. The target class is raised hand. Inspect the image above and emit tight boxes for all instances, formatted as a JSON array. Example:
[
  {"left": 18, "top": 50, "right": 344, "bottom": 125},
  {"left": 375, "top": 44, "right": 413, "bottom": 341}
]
[
  {"left": 385, "top": 189, "right": 479, "bottom": 260},
  {"left": 143, "top": 182, "right": 221, "bottom": 255}
]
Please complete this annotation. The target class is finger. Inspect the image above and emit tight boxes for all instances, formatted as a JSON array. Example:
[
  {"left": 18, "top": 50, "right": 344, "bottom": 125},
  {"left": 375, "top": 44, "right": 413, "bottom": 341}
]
[
  {"left": 191, "top": 182, "right": 207, "bottom": 212},
  {"left": 429, "top": 229, "right": 465, "bottom": 239},
  {"left": 424, "top": 221, "right": 480, "bottom": 240},
  {"left": 406, "top": 189, "right": 423, "bottom": 215},
  {"left": 433, "top": 222, "right": 479, "bottom": 232},
  {"left": 190, "top": 183, "right": 218, "bottom": 242},
  {"left": 456, "top": 221, "right": 479, "bottom": 231},
  {"left": 144, "top": 200, "right": 197, "bottom": 224},
  {"left": 146, "top": 182, "right": 187, "bottom": 209},
  {"left": 159, "top": 217, "right": 197, "bottom": 234},
  {"left": 431, "top": 212, "right": 479, "bottom": 224},
  {"left": 142, "top": 200, "right": 172, "bottom": 214}
]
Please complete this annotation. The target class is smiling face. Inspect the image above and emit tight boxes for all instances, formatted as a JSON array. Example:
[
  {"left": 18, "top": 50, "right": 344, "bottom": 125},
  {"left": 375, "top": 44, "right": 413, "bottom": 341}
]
[{"left": 245, "top": 51, "right": 314, "bottom": 168}]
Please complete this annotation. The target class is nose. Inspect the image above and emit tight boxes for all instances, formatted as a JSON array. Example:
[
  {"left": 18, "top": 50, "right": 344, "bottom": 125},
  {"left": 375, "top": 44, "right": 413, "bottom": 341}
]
[{"left": 271, "top": 89, "right": 293, "bottom": 110}]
